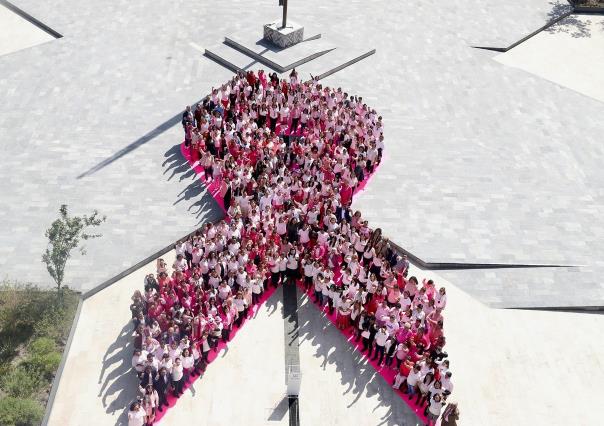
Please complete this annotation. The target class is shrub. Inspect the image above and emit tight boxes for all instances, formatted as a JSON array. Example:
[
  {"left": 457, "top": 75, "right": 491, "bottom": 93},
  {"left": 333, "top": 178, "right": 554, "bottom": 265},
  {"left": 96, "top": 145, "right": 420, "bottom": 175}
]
[
  {"left": 24, "top": 338, "right": 61, "bottom": 380},
  {"left": 0, "top": 283, "right": 49, "bottom": 360},
  {"left": 33, "top": 289, "right": 79, "bottom": 343},
  {"left": 0, "top": 367, "right": 43, "bottom": 399},
  {"left": 0, "top": 397, "right": 44, "bottom": 426},
  {"left": 29, "top": 337, "right": 57, "bottom": 355},
  {"left": 25, "top": 352, "right": 62, "bottom": 380}
]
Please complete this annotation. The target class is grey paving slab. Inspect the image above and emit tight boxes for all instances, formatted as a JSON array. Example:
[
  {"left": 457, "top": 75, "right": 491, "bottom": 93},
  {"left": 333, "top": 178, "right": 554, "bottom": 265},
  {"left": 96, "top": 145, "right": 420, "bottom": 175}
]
[{"left": 1, "top": 0, "right": 603, "bottom": 308}]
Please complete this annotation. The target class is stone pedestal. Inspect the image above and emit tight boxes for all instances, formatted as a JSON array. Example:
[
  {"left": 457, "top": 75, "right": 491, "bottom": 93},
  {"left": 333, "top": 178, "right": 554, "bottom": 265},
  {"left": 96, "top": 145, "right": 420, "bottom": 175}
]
[{"left": 263, "top": 20, "right": 304, "bottom": 48}]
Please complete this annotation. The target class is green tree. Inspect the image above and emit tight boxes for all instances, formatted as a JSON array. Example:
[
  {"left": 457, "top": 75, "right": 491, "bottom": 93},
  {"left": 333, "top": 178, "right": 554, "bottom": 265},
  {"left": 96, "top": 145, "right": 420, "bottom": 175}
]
[{"left": 41, "top": 205, "right": 105, "bottom": 293}]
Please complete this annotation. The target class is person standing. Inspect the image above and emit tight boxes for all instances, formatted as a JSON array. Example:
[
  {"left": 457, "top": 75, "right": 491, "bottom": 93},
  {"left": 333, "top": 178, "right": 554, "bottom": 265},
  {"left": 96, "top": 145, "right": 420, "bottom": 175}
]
[
  {"left": 373, "top": 326, "right": 388, "bottom": 365},
  {"left": 221, "top": 178, "right": 232, "bottom": 210},
  {"left": 154, "top": 367, "right": 170, "bottom": 411},
  {"left": 427, "top": 393, "right": 447, "bottom": 425},
  {"left": 141, "top": 384, "right": 158, "bottom": 426},
  {"left": 181, "top": 348, "right": 195, "bottom": 385},
  {"left": 171, "top": 357, "right": 184, "bottom": 397},
  {"left": 181, "top": 106, "right": 193, "bottom": 129},
  {"left": 406, "top": 364, "right": 422, "bottom": 396},
  {"left": 127, "top": 401, "right": 146, "bottom": 426}
]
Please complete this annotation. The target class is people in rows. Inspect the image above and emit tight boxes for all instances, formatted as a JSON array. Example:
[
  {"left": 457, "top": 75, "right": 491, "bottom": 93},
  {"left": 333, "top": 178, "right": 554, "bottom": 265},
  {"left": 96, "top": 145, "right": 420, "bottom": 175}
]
[{"left": 128, "top": 69, "right": 455, "bottom": 426}]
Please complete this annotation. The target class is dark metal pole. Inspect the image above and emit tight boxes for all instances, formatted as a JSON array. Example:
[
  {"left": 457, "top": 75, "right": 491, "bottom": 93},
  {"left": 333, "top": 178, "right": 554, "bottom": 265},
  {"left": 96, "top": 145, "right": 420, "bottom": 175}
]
[{"left": 282, "top": 0, "right": 288, "bottom": 28}]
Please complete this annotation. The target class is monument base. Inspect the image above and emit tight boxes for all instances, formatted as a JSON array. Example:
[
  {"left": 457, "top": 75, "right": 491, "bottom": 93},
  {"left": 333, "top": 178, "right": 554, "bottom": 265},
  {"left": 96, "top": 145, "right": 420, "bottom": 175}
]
[{"left": 263, "top": 20, "right": 304, "bottom": 48}]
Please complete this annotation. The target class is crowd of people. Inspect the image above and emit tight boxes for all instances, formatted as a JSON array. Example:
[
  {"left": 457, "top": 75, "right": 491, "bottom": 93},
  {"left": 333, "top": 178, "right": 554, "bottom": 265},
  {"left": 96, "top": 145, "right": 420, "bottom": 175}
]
[{"left": 127, "top": 69, "right": 458, "bottom": 426}]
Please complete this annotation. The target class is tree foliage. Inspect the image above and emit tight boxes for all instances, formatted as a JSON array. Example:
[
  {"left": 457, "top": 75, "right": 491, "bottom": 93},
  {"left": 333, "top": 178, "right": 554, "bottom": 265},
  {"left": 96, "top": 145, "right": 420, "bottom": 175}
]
[{"left": 41, "top": 204, "right": 105, "bottom": 291}]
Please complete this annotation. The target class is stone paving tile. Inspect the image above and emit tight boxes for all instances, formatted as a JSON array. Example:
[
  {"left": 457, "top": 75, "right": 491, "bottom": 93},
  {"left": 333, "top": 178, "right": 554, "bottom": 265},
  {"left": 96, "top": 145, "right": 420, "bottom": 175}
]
[{"left": 0, "top": 0, "right": 603, "bottom": 308}]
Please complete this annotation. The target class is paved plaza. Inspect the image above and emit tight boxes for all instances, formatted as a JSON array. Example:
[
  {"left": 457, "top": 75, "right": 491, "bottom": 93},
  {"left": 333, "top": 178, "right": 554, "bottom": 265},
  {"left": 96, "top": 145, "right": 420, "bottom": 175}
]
[{"left": 2, "top": 0, "right": 604, "bottom": 425}]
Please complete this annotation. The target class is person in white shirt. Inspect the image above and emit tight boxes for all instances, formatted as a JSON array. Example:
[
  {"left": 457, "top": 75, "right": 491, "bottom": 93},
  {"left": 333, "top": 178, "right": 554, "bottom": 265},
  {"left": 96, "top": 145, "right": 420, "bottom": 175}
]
[
  {"left": 132, "top": 349, "right": 148, "bottom": 374},
  {"left": 144, "top": 353, "right": 159, "bottom": 374},
  {"left": 278, "top": 255, "right": 288, "bottom": 284},
  {"left": 427, "top": 393, "right": 446, "bottom": 423},
  {"left": 417, "top": 371, "right": 435, "bottom": 407},
  {"left": 171, "top": 357, "right": 184, "bottom": 397},
  {"left": 321, "top": 278, "right": 331, "bottom": 307},
  {"left": 217, "top": 282, "right": 231, "bottom": 301},
  {"left": 270, "top": 254, "right": 281, "bottom": 287},
  {"left": 298, "top": 223, "right": 311, "bottom": 245},
  {"left": 435, "top": 287, "right": 447, "bottom": 309},
  {"left": 127, "top": 401, "right": 146, "bottom": 426},
  {"left": 406, "top": 364, "right": 422, "bottom": 396},
  {"left": 181, "top": 348, "right": 195, "bottom": 384},
  {"left": 172, "top": 254, "right": 187, "bottom": 272},
  {"left": 372, "top": 326, "right": 389, "bottom": 365},
  {"left": 441, "top": 371, "right": 454, "bottom": 394},
  {"left": 233, "top": 293, "right": 248, "bottom": 327},
  {"left": 392, "top": 367, "right": 407, "bottom": 390},
  {"left": 313, "top": 274, "right": 324, "bottom": 305},
  {"left": 251, "top": 277, "right": 263, "bottom": 304},
  {"left": 302, "top": 256, "right": 315, "bottom": 291},
  {"left": 383, "top": 314, "right": 400, "bottom": 336},
  {"left": 285, "top": 248, "right": 299, "bottom": 284},
  {"left": 208, "top": 270, "right": 221, "bottom": 289},
  {"left": 159, "top": 353, "right": 172, "bottom": 373}
]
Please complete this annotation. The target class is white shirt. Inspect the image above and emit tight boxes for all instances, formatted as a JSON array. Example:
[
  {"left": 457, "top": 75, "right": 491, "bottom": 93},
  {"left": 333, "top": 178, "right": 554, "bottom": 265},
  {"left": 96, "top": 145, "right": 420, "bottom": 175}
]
[
  {"left": 375, "top": 330, "right": 389, "bottom": 347},
  {"left": 435, "top": 292, "right": 447, "bottom": 309},
  {"left": 428, "top": 397, "right": 445, "bottom": 416},
  {"left": 298, "top": 228, "right": 310, "bottom": 244},
  {"left": 173, "top": 258, "right": 187, "bottom": 272},
  {"left": 303, "top": 262, "right": 315, "bottom": 277},
  {"left": 132, "top": 352, "right": 148, "bottom": 373},
  {"left": 441, "top": 375, "right": 454, "bottom": 393},
  {"left": 182, "top": 355, "right": 195, "bottom": 369},
  {"left": 279, "top": 258, "right": 288, "bottom": 272},
  {"left": 407, "top": 370, "right": 422, "bottom": 386},
  {"left": 128, "top": 407, "right": 146, "bottom": 426},
  {"left": 234, "top": 298, "right": 246, "bottom": 312},
  {"left": 286, "top": 255, "right": 298, "bottom": 269},
  {"left": 171, "top": 363, "right": 184, "bottom": 381}
]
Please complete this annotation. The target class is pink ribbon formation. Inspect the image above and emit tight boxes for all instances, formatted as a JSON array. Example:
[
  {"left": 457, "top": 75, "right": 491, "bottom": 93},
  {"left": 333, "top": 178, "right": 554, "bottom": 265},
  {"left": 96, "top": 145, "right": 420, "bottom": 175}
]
[{"left": 131, "top": 71, "right": 452, "bottom": 424}]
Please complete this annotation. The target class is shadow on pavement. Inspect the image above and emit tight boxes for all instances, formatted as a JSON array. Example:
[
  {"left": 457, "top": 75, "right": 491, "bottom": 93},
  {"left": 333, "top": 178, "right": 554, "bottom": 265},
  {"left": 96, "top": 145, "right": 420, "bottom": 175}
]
[
  {"left": 97, "top": 321, "right": 138, "bottom": 425},
  {"left": 162, "top": 143, "right": 224, "bottom": 226}
]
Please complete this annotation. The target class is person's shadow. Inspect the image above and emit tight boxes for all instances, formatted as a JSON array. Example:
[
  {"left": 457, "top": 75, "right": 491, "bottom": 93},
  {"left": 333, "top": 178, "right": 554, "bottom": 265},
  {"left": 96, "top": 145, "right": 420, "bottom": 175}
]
[
  {"left": 163, "top": 143, "right": 225, "bottom": 225},
  {"left": 97, "top": 321, "right": 139, "bottom": 425}
]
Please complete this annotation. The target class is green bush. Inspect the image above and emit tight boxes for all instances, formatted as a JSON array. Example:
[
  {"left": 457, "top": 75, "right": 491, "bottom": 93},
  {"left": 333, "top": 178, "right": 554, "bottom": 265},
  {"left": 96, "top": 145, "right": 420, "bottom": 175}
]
[
  {"left": 33, "top": 290, "right": 79, "bottom": 343},
  {"left": 29, "top": 337, "right": 57, "bottom": 355},
  {"left": 0, "top": 283, "right": 48, "bottom": 361},
  {"left": 0, "top": 396, "right": 44, "bottom": 426},
  {"left": 24, "top": 338, "right": 61, "bottom": 380},
  {"left": 0, "top": 281, "right": 79, "bottom": 421},
  {"left": 0, "top": 367, "right": 43, "bottom": 399}
]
